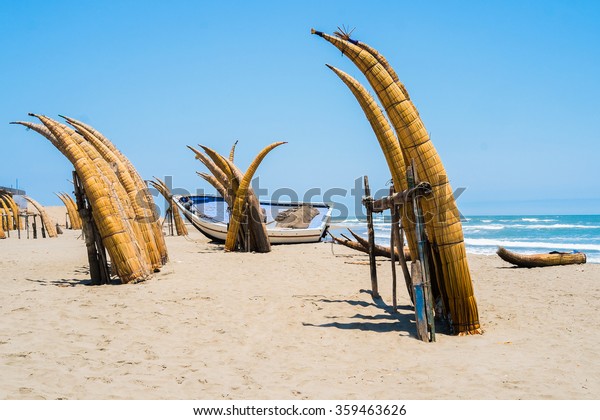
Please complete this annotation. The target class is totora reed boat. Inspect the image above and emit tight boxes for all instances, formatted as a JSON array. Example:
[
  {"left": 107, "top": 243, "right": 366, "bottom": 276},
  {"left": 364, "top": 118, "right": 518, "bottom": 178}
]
[
  {"left": 496, "top": 246, "right": 587, "bottom": 268},
  {"left": 174, "top": 195, "right": 333, "bottom": 244}
]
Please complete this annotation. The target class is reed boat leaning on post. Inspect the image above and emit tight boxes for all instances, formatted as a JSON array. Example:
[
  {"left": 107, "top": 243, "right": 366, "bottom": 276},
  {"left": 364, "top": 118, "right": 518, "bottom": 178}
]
[
  {"left": 174, "top": 195, "right": 333, "bottom": 245},
  {"left": 496, "top": 246, "right": 587, "bottom": 268}
]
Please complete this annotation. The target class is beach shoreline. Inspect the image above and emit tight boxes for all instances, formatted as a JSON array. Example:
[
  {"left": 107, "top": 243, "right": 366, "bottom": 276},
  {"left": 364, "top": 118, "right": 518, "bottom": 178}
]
[{"left": 1, "top": 209, "right": 599, "bottom": 400}]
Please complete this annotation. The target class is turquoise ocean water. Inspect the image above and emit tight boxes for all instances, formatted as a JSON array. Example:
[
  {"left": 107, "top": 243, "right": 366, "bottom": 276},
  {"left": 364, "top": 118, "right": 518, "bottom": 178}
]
[{"left": 329, "top": 215, "right": 600, "bottom": 264}]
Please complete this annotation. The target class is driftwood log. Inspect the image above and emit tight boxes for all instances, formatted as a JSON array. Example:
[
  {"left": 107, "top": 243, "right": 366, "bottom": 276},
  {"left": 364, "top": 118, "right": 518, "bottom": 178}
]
[{"left": 330, "top": 231, "right": 411, "bottom": 261}]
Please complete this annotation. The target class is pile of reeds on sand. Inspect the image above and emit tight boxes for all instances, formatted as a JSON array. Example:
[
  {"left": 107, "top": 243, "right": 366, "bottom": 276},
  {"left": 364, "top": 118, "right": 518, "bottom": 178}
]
[{"left": 12, "top": 115, "right": 168, "bottom": 284}]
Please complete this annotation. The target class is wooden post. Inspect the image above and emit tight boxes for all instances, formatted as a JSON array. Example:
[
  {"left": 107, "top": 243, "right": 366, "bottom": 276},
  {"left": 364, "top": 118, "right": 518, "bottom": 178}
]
[
  {"left": 411, "top": 260, "right": 429, "bottom": 342},
  {"left": 389, "top": 186, "right": 398, "bottom": 312},
  {"left": 244, "top": 201, "right": 250, "bottom": 252},
  {"left": 32, "top": 215, "right": 37, "bottom": 239},
  {"left": 363, "top": 176, "right": 379, "bottom": 298},
  {"left": 73, "top": 171, "right": 110, "bottom": 285},
  {"left": 25, "top": 214, "right": 30, "bottom": 239},
  {"left": 17, "top": 214, "right": 21, "bottom": 239},
  {"left": 92, "top": 217, "right": 111, "bottom": 284},
  {"left": 393, "top": 204, "right": 413, "bottom": 302},
  {"left": 41, "top": 219, "right": 46, "bottom": 238}
]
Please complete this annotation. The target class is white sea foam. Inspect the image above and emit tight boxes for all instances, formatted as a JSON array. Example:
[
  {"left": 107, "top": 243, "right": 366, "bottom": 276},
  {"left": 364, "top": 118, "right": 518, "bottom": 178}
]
[
  {"left": 522, "top": 224, "right": 600, "bottom": 229},
  {"left": 464, "top": 223, "right": 599, "bottom": 230},
  {"left": 463, "top": 224, "right": 505, "bottom": 231},
  {"left": 521, "top": 218, "right": 558, "bottom": 222},
  {"left": 464, "top": 238, "right": 600, "bottom": 252}
]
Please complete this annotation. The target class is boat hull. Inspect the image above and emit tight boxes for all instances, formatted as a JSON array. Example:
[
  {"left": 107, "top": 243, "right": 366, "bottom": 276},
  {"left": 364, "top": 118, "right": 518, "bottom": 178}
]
[
  {"left": 174, "top": 195, "right": 332, "bottom": 245},
  {"left": 496, "top": 246, "right": 586, "bottom": 268}
]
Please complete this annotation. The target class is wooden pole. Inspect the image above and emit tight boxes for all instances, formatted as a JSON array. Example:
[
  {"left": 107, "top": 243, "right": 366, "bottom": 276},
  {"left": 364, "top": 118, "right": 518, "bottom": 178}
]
[
  {"left": 73, "top": 171, "right": 109, "bottom": 285},
  {"left": 17, "top": 214, "right": 21, "bottom": 239},
  {"left": 244, "top": 201, "right": 250, "bottom": 252},
  {"left": 25, "top": 214, "right": 29, "bottom": 239},
  {"left": 2, "top": 215, "right": 8, "bottom": 238},
  {"left": 394, "top": 206, "right": 413, "bottom": 303},
  {"left": 389, "top": 186, "right": 398, "bottom": 312},
  {"left": 92, "top": 217, "right": 111, "bottom": 285},
  {"left": 363, "top": 176, "right": 379, "bottom": 298},
  {"left": 32, "top": 215, "right": 37, "bottom": 239}
]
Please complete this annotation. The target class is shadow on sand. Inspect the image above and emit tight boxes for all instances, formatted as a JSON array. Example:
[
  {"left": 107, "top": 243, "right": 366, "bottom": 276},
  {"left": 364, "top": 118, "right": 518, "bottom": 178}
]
[{"left": 302, "top": 289, "right": 451, "bottom": 338}]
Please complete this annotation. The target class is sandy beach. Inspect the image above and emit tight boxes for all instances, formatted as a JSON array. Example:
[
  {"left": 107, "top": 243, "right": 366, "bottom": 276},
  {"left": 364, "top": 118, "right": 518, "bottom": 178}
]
[{"left": 1, "top": 206, "right": 599, "bottom": 400}]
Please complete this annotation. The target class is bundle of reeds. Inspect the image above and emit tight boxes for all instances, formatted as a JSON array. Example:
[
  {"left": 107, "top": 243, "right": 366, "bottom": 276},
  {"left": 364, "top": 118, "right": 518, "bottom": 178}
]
[
  {"left": 55, "top": 192, "right": 82, "bottom": 229},
  {"left": 1, "top": 193, "right": 23, "bottom": 230},
  {"left": 23, "top": 196, "right": 58, "bottom": 238},
  {"left": 149, "top": 177, "right": 188, "bottom": 237},
  {"left": 62, "top": 115, "right": 168, "bottom": 265},
  {"left": 188, "top": 141, "right": 284, "bottom": 252},
  {"left": 13, "top": 114, "right": 167, "bottom": 283},
  {"left": 0, "top": 196, "right": 14, "bottom": 232},
  {"left": 223, "top": 142, "right": 285, "bottom": 251},
  {"left": 0, "top": 210, "right": 5, "bottom": 238},
  {"left": 497, "top": 247, "right": 586, "bottom": 268},
  {"left": 313, "top": 28, "right": 481, "bottom": 335}
]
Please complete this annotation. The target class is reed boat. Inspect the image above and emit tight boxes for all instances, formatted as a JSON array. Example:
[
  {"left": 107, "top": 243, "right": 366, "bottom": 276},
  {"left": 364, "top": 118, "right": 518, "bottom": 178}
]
[
  {"left": 496, "top": 246, "right": 586, "bottom": 268},
  {"left": 174, "top": 195, "right": 333, "bottom": 244}
]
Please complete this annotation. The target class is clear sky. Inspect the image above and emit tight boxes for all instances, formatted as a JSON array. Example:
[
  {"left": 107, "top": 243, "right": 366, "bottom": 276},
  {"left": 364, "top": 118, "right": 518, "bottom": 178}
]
[{"left": 1, "top": 0, "right": 598, "bottom": 215}]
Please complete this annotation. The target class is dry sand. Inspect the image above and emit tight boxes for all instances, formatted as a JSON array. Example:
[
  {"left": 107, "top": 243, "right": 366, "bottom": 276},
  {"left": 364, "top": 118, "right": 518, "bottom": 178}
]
[{"left": 1, "top": 206, "right": 599, "bottom": 400}]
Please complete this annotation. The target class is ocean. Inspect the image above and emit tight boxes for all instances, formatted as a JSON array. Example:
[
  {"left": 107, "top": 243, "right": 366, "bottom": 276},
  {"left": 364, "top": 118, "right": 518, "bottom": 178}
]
[{"left": 329, "top": 214, "right": 600, "bottom": 264}]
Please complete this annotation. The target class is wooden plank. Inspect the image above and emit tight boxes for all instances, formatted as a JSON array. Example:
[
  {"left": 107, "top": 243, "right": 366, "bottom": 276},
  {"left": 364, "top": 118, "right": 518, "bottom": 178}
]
[
  {"left": 371, "top": 182, "right": 432, "bottom": 213},
  {"left": 411, "top": 260, "right": 428, "bottom": 342},
  {"left": 409, "top": 161, "right": 436, "bottom": 342},
  {"left": 32, "top": 215, "right": 37, "bottom": 239},
  {"left": 393, "top": 204, "right": 413, "bottom": 303}
]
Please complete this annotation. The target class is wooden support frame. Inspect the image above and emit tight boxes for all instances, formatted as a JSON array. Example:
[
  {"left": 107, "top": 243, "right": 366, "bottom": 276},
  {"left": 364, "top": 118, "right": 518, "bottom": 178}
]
[{"left": 356, "top": 164, "right": 436, "bottom": 342}]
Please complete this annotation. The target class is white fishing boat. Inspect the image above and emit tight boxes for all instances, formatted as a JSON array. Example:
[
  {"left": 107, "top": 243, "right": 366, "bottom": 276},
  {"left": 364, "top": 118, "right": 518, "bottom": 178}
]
[{"left": 173, "top": 195, "right": 333, "bottom": 244}]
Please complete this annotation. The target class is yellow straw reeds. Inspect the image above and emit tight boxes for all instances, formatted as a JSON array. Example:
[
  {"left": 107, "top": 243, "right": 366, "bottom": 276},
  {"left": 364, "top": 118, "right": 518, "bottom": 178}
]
[
  {"left": 325, "top": 64, "right": 418, "bottom": 259},
  {"left": 1, "top": 195, "right": 14, "bottom": 230},
  {"left": 55, "top": 192, "right": 82, "bottom": 230},
  {"left": 60, "top": 115, "right": 168, "bottom": 266},
  {"left": 149, "top": 178, "right": 188, "bottom": 237},
  {"left": 189, "top": 143, "right": 274, "bottom": 252},
  {"left": 31, "top": 114, "right": 151, "bottom": 283},
  {"left": 70, "top": 122, "right": 163, "bottom": 271},
  {"left": 63, "top": 193, "right": 82, "bottom": 229},
  {"left": 187, "top": 146, "right": 232, "bottom": 205},
  {"left": 23, "top": 196, "right": 58, "bottom": 238},
  {"left": 0, "top": 197, "right": 14, "bottom": 231},
  {"left": 0, "top": 209, "right": 5, "bottom": 238},
  {"left": 196, "top": 172, "right": 231, "bottom": 204},
  {"left": 229, "top": 140, "right": 238, "bottom": 162},
  {"left": 313, "top": 29, "right": 480, "bottom": 334},
  {"left": 2, "top": 193, "right": 23, "bottom": 230},
  {"left": 224, "top": 142, "right": 285, "bottom": 251}
]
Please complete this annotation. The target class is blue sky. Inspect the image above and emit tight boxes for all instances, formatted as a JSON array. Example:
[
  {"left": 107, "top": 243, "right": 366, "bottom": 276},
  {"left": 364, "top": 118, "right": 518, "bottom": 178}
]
[{"left": 1, "top": 0, "right": 598, "bottom": 215}]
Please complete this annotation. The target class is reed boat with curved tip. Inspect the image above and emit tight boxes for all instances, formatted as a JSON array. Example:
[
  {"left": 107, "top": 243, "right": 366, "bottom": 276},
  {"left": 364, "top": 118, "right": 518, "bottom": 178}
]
[
  {"left": 497, "top": 246, "right": 586, "bottom": 268},
  {"left": 174, "top": 195, "right": 333, "bottom": 245}
]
